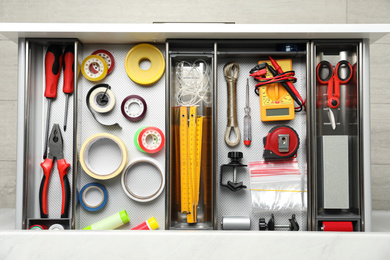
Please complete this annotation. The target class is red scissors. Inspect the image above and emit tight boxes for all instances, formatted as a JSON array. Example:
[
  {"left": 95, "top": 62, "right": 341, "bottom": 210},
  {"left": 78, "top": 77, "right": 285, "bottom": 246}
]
[{"left": 316, "top": 60, "right": 352, "bottom": 109}]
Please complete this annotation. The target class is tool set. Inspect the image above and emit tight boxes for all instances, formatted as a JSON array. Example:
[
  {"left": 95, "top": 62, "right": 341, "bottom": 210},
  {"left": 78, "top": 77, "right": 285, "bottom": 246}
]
[{"left": 26, "top": 40, "right": 363, "bottom": 232}]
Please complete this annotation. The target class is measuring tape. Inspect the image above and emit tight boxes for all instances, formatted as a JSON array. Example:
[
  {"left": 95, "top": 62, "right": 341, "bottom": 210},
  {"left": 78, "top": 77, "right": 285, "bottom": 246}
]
[
  {"left": 91, "top": 49, "right": 115, "bottom": 75},
  {"left": 179, "top": 106, "right": 203, "bottom": 223},
  {"left": 121, "top": 95, "right": 147, "bottom": 122},
  {"left": 80, "top": 133, "right": 129, "bottom": 180},
  {"left": 258, "top": 59, "right": 295, "bottom": 121},
  {"left": 137, "top": 126, "right": 165, "bottom": 154},
  {"left": 124, "top": 43, "right": 165, "bottom": 86},
  {"left": 81, "top": 55, "right": 108, "bottom": 82},
  {"left": 79, "top": 182, "right": 108, "bottom": 212},
  {"left": 121, "top": 157, "right": 165, "bottom": 202}
]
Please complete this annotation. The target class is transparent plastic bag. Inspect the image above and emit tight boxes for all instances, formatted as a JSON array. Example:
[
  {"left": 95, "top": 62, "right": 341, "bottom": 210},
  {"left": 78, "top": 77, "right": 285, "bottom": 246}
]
[{"left": 249, "top": 160, "right": 306, "bottom": 212}]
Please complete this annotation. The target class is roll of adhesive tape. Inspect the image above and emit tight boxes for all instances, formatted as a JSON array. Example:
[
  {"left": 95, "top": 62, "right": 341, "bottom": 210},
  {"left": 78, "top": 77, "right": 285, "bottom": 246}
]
[
  {"left": 91, "top": 49, "right": 115, "bottom": 75},
  {"left": 221, "top": 216, "right": 251, "bottom": 230},
  {"left": 121, "top": 157, "right": 165, "bottom": 203},
  {"left": 137, "top": 126, "right": 165, "bottom": 154},
  {"left": 79, "top": 183, "right": 108, "bottom": 212},
  {"left": 121, "top": 95, "right": 147, "bottom": 122},
  {"left": 49, "top": 224, "right": 65, "bottom": 230},
  {"left": 89, "top": 87, "right": 116, "bottom": 113},
  {"left": 80, "top": 133, "right": 129, "bottom": 180},
  {"left": 134, "top": 126, "right": 148, "bottom": 153},
  {"left": 29, "top": 225, "right": 48, "bottom": 230},
  {"left": 322, "top": 221, "right": 353, "bottom": 232},
  {"left": 81, "top": 55, "right": 108, "bottom": 81},
  {"left": 124, "top": 44, "right": 165, "bottom": 86}
]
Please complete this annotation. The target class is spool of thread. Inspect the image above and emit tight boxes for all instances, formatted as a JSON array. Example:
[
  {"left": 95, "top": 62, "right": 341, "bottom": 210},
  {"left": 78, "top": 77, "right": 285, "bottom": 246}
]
[
  {"left": 83, "top": 210, "right": 130, "bottom": 230},
  {"left": 322, "top": 221, "right": 353, "bottom": 232},
  {"left": 49, "top": 224, "right": 65, "bottom": 230},
  {"left": 221, "top": 216, "right": 251, "bottom": 230},
  {"left": 131, "top": 217, "right": 159, "bottom": 230},
  {"left": 29, "top": 225, "right": 48, "bottom": 230}
]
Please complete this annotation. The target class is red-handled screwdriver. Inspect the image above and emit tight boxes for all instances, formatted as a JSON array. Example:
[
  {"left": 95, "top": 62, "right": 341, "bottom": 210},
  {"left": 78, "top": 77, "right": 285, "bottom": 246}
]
[
  {"left": 62, "top": 46, "right": 74, "bottom": 132},
  {"left": 43, "top": 45, "right": 63, "bottom": 159}
]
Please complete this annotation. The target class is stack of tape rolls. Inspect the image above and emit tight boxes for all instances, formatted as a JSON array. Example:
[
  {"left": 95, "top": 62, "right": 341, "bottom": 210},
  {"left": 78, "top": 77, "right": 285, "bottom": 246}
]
[
  {"left": 79, "top": 183, "right": 108, "bottom": 211},
  {"left": 124, "top": 43, "right": 165, "bottom": 86},
  {"left": 80, "top": 133, "right": 129, "bottom": 180},
  {"left": 121, "top": 157, "right": 165, "bottom": 202},
  {"left": 81, "top": 49, "right": 115, "bottom": 82},
  {"left": 121, "top": 95, "right": 147, "bottom": 122},
  {"left": 134, "top": 126, "right": 165, "bottom": 153}
]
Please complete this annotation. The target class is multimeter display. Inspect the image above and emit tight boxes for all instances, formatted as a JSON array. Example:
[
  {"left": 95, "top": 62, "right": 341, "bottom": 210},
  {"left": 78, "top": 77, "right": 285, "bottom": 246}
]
[
  {"left": 266, "top": 108, "right": 290, "bottom": 117},
  {"left": 258, "top": 59, "right": 295, "bottom": 121}
]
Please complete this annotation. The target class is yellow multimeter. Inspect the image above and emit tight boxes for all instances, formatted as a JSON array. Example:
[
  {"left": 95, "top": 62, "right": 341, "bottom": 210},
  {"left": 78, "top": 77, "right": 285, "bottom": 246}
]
[{"left": 258, "top": 59, "right": 295, "bottom": 121}]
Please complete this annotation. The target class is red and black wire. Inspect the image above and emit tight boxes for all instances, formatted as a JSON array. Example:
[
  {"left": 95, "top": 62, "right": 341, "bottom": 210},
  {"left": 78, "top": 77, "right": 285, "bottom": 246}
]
[{"left": 249, "top": 62, "right": 305, "bottom": 112}]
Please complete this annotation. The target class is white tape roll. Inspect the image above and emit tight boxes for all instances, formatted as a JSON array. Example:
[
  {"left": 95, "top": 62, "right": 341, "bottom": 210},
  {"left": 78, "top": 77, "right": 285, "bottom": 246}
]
[
  {"left": 89, "top": 87, "right": 116, "bottom": 113},
  {"left": 49, "top": 224, "right": 65, "bottom": 231},
  {"left": 80, "top": 133, "right": 129, "bottom": 180},
  {"left": 121, "top": 157, "right": 165, "bottom": 203}
]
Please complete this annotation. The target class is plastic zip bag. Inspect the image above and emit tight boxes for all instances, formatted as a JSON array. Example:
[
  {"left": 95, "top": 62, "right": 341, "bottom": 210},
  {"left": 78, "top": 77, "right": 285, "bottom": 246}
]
[{"left": 249, "top": 160, "right": 306, "bottom": 212}]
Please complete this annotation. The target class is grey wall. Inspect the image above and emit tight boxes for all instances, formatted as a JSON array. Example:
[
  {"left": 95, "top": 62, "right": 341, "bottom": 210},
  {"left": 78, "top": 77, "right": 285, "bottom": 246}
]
[{"left": 0, "top": 0, "right": 390, "bottom": 209}]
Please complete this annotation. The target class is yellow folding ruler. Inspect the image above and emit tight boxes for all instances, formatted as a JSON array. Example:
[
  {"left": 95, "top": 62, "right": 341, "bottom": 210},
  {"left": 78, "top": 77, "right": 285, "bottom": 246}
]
[{"left": 179, "top": 106, "right": 203, "bottom": 223}]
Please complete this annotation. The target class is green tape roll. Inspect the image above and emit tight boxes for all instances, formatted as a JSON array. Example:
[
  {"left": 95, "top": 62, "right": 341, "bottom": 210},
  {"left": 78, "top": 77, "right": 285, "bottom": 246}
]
[{"left": 134, "top": 126, "right": 148, "bottom": 153}]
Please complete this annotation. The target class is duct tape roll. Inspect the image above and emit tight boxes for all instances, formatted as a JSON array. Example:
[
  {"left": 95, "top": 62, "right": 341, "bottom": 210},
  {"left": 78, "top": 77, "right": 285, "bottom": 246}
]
[
  {"left": 91, "top": 49, "right": 115, "bottom": 75},
  {"left": 322, "top": 221, "right": 353, "bottom": 232},
  {"left": 80, "top": 133, "right": 128, "bottom": 180},
  {"left": 29, "top": 225, "right": 48, "bottom": 230},
  {"left": 89, "top": 87, "right": 116, "bottom": 113},
  {"left": 137, "top": 126, "right": 165, "bottom": 154},
  {"left": 121, "top": 157, "right": 165, "bottom": 202},
  {"left": 121, "top": 95, "right": 147, "bottom": 122},
  {"left": 221, "top": 216, "right": 251, "bottom": 230},
  {"left": 124, "top": 44, "right": 165, "bottom": 86},
  {"left": 79, "top": 183, "right": 108, "bottom": 212},
  {"left": 81, "top": 55, "right": 108, "bottom": 82},
  {"left": 86, "top": 84, "right": 121, "bottom": 128},
  {"left": 49, "top": 224, "right": 65, "bottom": 230}
]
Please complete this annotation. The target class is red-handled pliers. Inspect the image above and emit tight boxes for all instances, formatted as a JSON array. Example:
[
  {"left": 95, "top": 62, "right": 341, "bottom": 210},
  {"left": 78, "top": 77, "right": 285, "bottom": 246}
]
[{"left": 39, "top": 124, "right": 70, "bottom": 218}]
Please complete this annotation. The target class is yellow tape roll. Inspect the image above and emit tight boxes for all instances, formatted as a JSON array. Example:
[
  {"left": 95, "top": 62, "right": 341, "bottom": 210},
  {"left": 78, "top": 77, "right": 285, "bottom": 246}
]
[
  {"left": 124, "top": 44, "right": 165, "bottom": 86},
  {"left": 80, "top": 133, "right": 128, "bottom": 180},
  {"left": 81, "top": 55, "right": 108, "bottom": 82}
]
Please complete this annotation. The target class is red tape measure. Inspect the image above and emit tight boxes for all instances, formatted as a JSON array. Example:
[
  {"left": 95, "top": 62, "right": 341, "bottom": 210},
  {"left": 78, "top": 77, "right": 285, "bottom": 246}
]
[{"left": 263, "top": 125, "right": 300, "bottom": 160}]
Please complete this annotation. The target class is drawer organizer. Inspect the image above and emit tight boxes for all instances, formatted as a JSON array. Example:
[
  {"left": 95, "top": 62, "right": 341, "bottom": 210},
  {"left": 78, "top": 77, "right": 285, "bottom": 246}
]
[{"left": 16, "top": 37, "right": 368, "bottom": 232}]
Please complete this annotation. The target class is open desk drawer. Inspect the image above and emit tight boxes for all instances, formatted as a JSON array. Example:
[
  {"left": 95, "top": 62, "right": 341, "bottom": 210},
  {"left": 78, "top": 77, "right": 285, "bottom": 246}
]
[{"left": 9, "top": 24, "right": 380, "bottom": 231}]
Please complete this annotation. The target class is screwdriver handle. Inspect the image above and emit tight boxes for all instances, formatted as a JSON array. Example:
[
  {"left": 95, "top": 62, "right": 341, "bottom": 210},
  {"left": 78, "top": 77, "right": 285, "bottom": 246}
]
[
  {"left": 45, "top": 45, "right": 63, "bottom": 98},
  {"left": 244, "top": 113, "right": 251, "bottom": 146},
  {"left": 57, "top": 159, "right": 70, "bottom": 218},
  {"left": 39, "top": 158, "right": 54, "bottom": 218},
  {"left": 63, "top": 46, "right": 74, "bottom": 94}
]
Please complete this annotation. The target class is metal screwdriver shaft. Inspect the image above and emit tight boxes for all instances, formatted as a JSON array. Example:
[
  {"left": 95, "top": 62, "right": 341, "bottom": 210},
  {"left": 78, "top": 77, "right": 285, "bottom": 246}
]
[{"left": 244, "top": 78, "right": 252, "bottom": 146}]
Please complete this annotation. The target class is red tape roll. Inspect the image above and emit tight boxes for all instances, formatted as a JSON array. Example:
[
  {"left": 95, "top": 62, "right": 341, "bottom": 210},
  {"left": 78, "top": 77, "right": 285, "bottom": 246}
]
[
  {"left": 322, "top": 221, "right": 353, "bottom": 232},
  {"left": 138, "top": 126, "right": 165, "bottom": 154},
  {"left": 91, "top": 49, "right": 115, "bottom": 75}
]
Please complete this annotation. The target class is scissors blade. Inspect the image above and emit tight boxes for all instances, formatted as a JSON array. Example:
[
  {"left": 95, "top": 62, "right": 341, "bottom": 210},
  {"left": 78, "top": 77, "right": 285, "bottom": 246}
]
[{"left": 327, "top": 108, "right": 336, "bottom": 130}]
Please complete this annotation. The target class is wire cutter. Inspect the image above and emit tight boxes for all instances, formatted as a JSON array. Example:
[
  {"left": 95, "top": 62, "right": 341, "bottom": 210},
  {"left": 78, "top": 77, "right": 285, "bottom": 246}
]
[{"left": 39, "top": 124, "right": 70, "bottom": 218}]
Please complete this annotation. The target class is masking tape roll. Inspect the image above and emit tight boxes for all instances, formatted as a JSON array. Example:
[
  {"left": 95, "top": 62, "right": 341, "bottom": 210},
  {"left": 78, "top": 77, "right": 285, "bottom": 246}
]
[
  {"left": 81, "top": 55, "right": 108, "bottom": 81},
  {"left": 121, "top": 95, "right": 147, "bottom": 122},
  {"left": 124, "top": 44, "right": 165, "bottom": 86},
  {"left": 92, "top": 49, "right": 115, "bottom": 75},
  {"left": 80, "top": 133, "right": 128, "bottom": 180},
  {"left": 121, "top": 157, "right": 165, "bottom": 203},
  {"left": 49, "top": 224, "right": 65, "bottom": 230},
  {"left": 79, "top": 183, "right": 108, "bottom": 212},
  {"left": 89, "top": 87, "right": 116, "bottom": 113},
  {"left": 137, "top": 126, "right": 165, "bottom": 154}
]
